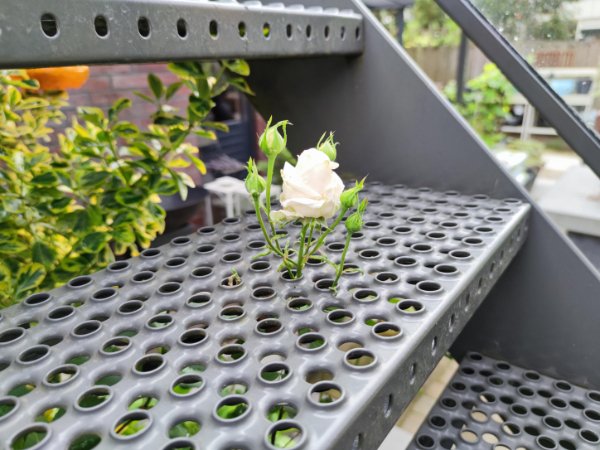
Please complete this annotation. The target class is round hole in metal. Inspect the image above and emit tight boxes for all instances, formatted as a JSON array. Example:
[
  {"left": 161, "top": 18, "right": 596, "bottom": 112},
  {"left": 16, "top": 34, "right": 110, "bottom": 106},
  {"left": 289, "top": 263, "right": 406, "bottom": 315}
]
[
  {"left": 24, "top": 292, "right": 52, "bottom": 306},
  {"left": 372, "top": 322, "right": 402, "bottom": 340},
  {"left": 0, "top": 327, "right": 25, "bottom": 345},
  {"left": 179, "top": 329, "right": 207, "bottom": 346},
  {"left": 76, "top": 387, "right": 112, "bottom": 411},
  {"left": 171, "top": 374, "right": 204, "bottom": 397},
  {"left": 101, "top": 337, "right": 131, "bottom": 355},
  {"left": 10, "top": 424, "right": 51, "bottom": 449},
  {"left": 133, "top": 355, "right": 165, "bottom": 375},
  {"left": 296, "top": 333, "right": 326, "bottom": 351},
  {"left": 112, "top": 411, "right": 151, "bottom": 439},
  {"left": 18, "top": 345, "right": 50, "bottom": 364},
  {"left": 40, "top": 13, "right": 58, "bottom": 37},
  {"left": 214, "top": 396, "right": 250, "bottom": 421},
  {"left": 308, "top": 382, "right": 343, "bottom": 407},
  {"left": 265, "top": 421, "right": 305, "bottom": 449},
  {"left": 217, "top": 345, "right": 246, "bottom": 364}
]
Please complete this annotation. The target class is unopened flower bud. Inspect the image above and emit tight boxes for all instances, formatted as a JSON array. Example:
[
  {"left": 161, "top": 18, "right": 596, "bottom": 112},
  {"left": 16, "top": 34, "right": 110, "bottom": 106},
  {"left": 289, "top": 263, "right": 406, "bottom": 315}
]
[
  {"left": 245, "top": 159, "right": 266, "bottom": 198},
  {"left": 259, "top": 117, "right": 289, "bottom": 158},
  {"left": 345, "top": 211, "right": 363, "bottom": 233},
  {"left": 317, "top": 132, "right": 337, "bottom": 162},
  {"left": 340, "top": 178, "right": 365, "bottom": 209}
]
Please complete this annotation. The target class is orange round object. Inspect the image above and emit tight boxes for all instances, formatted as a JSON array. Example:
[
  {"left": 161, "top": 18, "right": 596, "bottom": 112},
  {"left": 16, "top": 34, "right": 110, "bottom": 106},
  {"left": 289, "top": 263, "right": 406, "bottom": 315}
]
[{"left": 26, "top": 66, "right": 90, "bottom": 91}]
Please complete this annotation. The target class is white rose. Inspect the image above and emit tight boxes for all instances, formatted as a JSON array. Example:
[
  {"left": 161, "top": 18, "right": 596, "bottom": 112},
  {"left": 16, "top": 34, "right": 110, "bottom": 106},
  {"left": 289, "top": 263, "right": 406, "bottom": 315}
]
[{"left": 271, "top": 148, "right": 345, "bottom": 221}]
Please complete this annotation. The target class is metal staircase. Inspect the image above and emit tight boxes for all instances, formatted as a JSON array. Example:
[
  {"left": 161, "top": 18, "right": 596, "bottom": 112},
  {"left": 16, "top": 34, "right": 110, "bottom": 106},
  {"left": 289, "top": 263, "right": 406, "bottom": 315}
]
[{"left": 1, "top": 1, "right": 599, "bottom": 449}]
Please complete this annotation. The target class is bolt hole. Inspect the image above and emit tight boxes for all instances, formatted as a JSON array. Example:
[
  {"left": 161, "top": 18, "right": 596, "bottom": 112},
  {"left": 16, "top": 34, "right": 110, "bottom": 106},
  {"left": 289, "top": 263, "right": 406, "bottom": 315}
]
[
  {"left": 176, "top": 18, "right": 187, "bottom": 38},
  {"left": 209, "top": 20, "right": 218, "bottom": 38},
  {"left": 94, "top": 15, "right": 109, "bottom": 37},
  {"left": 137, "top": 16, "right": 151, "bottom": 38},
  {"left": 409, "top": 363, "right": 417, "bottom": 384},
  {"left": 351, "top": 433, "right": 363, "bottom": 450},
  {"left": 41, "top": 13, "right": 58, "bottom": 37}
]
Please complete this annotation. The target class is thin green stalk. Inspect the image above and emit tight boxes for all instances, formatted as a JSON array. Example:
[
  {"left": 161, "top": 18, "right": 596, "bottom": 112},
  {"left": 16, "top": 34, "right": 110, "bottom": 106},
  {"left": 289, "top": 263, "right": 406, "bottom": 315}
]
[
  {"left": 332, "top": 232, "right": 352, "bottom": 288},
  {"left": 252, "top": 197, "right": 295, "bottom": 272},
  {"left": 264, "top": 157, "right": 276, "bottom": 217},
  {"left": 304, "top": 219, "right": 316, "bottom": 262},
  {"left": 296, "top": 221, "right": 310, "bottom": 278},
  {"left": 262, "top": 156, "right": 285, "bottom": 254},
  {"left": 306, "top": 207, "right": 348, "bottom": 258}
]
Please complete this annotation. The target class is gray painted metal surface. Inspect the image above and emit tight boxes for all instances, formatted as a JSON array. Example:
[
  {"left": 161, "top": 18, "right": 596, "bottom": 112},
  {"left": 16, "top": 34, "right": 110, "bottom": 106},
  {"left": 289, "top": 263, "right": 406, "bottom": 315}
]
[
  {"left": 408, "top": 353, "right": 600, "bottom": 450},
  {"left": 0, "top": 185, "right": 528, "bottom": 449},
  {"left": 0, "top": 0, "right": 363, "bottom": 69},
  {"left": 248, "top": 0, "right": 600, "bottom": 389},
  {"left": 436, "top": 0, "right": 600, "bottom": 179}
]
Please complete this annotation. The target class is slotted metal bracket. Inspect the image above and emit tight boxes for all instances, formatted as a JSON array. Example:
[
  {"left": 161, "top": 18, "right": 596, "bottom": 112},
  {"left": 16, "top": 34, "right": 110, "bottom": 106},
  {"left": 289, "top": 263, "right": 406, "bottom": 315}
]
[
  {"left": 0, "top": 0, "right": 363, "bottom": 69},
  {"left": 0, "top": 184, "right": 529, "bottom": 450}
]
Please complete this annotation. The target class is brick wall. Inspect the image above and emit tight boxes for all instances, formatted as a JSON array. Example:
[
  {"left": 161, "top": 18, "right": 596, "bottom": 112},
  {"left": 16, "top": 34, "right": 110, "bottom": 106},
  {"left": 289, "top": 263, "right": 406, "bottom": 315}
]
[{"left": 65, "top": 63, "right": 188, "bottom": 127}]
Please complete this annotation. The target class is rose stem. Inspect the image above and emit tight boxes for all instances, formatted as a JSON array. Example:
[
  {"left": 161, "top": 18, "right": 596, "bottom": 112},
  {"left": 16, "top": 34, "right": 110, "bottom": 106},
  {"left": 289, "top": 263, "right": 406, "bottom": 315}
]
[
  {"left": 252, "top": 197, "right": 295, "bottom": 272},
  {"left": 332, "top": 232, "right": 352, "bottom": 288},
  {"left": 306, "top": 207, "right": 348, "bottom": 258},
  {"left": 296, "top": 221, "right": 310, "bottom": 278},
  {"left": 263, "top": 155, "right": 284, "bottom": 254},
  {"left": 305, "top": 219, "right": 316, "bottom": 260}
]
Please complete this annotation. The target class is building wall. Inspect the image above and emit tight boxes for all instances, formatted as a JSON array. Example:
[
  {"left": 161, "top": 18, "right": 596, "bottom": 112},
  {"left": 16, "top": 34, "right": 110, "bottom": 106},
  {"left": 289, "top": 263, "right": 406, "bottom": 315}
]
[{"left": 65, "top": 63, "right": 187, "bottom": 127}]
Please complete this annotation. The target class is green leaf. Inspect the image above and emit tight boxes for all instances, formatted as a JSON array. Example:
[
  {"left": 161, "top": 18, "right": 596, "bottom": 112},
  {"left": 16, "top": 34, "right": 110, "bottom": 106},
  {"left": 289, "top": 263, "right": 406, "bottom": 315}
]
[
  {"left": 203, "top": 121, "right": 230, "bottom": 132},
  {"left": 0, "top": 261, "right": 12, "bottom": 286},
  {"left": 113, "top": 225, "right": 136, "bottom": 244},
  {"left": 81, "top": 232, "right": 108, "bottom": 253},
  {"left": 153, "top": 114, "right": 185, "bottom": 127},
  {"left": 0, "top": 236, "right": 28, "bottom": 254},
  {"left": 189, "top": 154, "right": 207, "bottom": 174},
  {"left": 192, "top": 129, "right": 217, "bottom": 140},
  {"left": 15, "top": 263, "right": 46, "bottom": 299},
  {"left": 31, "top": 171, "right": 59, "bottom": 186},
  {"left": 169, "top": 421, "right": 201, "bottom": 438},
  {"left": 134, "top": 91, "right": 155, "bottom": 103},
  {"left": 188, "top": 95, "right": 213, "bottom": 120},
  {"left": 155, "top": 179, "right": 179, "bottom": 196},
  {"left": 109, "top": 98, "right": 132, "bottom": 121},
  {"left": 165, "top": 81, "right": 183, "bottom": 100},
  {"left": 7, "top": 78, "right": 39, "bottom": 90},
  {"left": 115, "top": 189, "right": 146, "bottom": 206},
  {"left": 167, "top": 62, "right": 203, "bottom": 79},
  {"left": 80, "top": 171, "right": 110, "bottom": 189},
  {"left": 227, "top": 76, "right": 255, "bottom": 95},
  {"left": 113, "top": 121, "right": 139, "bottom": 137},
  {"left": 148, "top": 74, "right": 164, "bottom": 99},
  {"left": 78, "top": 107, "right": 105, "bottom": 127},
  {"left": 32, "top": 241, "right": 57, "bottom": 267},
  {"left": 223, "top": 59, "right": 250, "bottom": 76}
]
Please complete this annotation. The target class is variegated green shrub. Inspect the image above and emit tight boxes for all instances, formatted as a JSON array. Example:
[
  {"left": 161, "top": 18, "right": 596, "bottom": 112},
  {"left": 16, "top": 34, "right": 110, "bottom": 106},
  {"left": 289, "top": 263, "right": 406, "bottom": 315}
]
[{"left": 0, "top": 60, "right": 251, "bottom": 307}]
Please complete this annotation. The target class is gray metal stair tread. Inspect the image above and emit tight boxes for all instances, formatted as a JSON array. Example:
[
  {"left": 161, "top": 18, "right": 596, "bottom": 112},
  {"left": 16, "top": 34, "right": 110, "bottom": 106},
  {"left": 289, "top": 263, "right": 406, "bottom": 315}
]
[
  {"left": 0, "top": 0, "right": 363, "bottom": 69},
  {"left": 0, "top": 183, "right": 529, "bottom": 449},
  {"left": 408, "top": 353, "right": 600, "bottom": 450}
]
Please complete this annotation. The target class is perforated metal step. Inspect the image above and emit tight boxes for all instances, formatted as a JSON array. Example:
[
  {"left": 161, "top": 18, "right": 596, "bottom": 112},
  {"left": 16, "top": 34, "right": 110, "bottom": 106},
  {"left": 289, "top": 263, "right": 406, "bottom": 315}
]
[
  {"left": 408, "top": 353, "right": 600, "bottom": 450},
  {"left": 0, "top": 183, "right": 529, "bottom": 450},
  {"left": 0, "top": 0, "right": 363, "bottom": 69}
]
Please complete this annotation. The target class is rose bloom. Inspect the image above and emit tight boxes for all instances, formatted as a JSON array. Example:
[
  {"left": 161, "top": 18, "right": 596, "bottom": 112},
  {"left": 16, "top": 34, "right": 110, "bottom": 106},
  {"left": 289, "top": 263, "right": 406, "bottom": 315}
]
[{"left": 271, "top": 148, "right": 344, "bottom": 221}]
